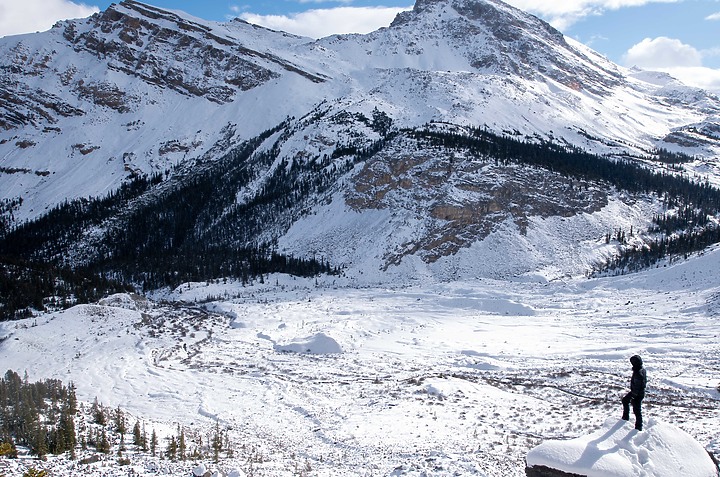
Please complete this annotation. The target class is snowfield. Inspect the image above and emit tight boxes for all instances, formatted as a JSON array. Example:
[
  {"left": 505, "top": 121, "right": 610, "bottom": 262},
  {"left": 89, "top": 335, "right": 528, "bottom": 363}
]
[{"left": 1, "top": 246, "right": 719, "bottom": 476}]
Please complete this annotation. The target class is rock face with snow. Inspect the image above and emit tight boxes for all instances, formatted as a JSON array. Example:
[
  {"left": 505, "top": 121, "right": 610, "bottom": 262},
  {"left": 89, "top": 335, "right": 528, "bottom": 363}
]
[
  {"left": 386, "top": 0, "right": 622, "bottom": 93},
  {"left": 526, "top": 418, "right": 720, "bottom": 477}
]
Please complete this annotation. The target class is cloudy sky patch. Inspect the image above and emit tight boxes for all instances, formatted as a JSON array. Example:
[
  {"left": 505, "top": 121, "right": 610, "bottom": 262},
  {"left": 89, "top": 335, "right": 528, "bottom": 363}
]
[
  {"left": 239, "top": 6, "right": 411, "bottom": 38},
  {"left": 623, "top": 37, "right": 702, "bottom": 69},
  {"left": 0, "top": 0, "right": 98, "bottom": 38}
]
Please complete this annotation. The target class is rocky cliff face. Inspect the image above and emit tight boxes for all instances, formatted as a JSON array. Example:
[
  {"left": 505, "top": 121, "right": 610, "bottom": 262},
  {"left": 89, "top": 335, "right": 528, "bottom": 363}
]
[
  {"left": 346, "top": 132, "right": 608, "bottom": 267},
  {"left": 63, "top": 1, "right": 325, "bottom": 104},
  {"left": 526, "top": 466, "right": 585, "bottom": 477}
]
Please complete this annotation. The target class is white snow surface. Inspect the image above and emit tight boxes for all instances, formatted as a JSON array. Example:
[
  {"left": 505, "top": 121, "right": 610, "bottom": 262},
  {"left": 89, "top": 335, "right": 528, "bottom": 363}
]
[
  {"left": 1, "top": 1, "right": 720, "bottom": 475},
  {"left": 1, "top": 245, "right": 719, "bottom": 476},
  {"left": 527, "top": 417, "right": 718, "bottom": 477}
]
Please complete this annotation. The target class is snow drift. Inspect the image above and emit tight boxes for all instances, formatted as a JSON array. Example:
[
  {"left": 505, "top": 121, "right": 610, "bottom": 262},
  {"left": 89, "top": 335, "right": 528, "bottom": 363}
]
[
  {"left": 526, "top": 417, "right": 719, "bottom": 477},
  {"left": 273, "top": 332, "right": 343, "bottom": 354}
]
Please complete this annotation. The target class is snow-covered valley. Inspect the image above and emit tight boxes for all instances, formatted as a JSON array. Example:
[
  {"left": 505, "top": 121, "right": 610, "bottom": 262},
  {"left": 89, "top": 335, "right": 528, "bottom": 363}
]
[
  {"left": 1, "top": 0, "right": 720, "bottom": 475},
  {"left": 1, "top": 246, "right": 718, "bottom": 476}
]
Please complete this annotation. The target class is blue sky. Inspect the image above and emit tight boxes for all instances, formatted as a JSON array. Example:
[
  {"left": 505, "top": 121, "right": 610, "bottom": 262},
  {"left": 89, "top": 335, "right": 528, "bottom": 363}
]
[{"left": 1, "top": 0, "right": 719, "bottom": 90}]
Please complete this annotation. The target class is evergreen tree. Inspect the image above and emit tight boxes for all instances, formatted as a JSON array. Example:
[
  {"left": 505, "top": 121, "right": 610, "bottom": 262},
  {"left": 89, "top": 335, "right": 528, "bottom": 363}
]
[
  {"left": 32, "top": 423, "right": 48, "bottom": 458},
  {"left": 114, "top": 406, "right": 126, "bottom": 435},
  {"left": 141, "top": 423, "right": 148, "bottom": 452},
  {"left": 59, "top": 402, "right": 76, "bottom": 457},
  {"left": 150, "top": 429, "right": 158, "bottom": 457},
  {"left": 66, "top": 382, "right": 78, "bottom": 415},
  {"left": 118, "top": 433, "right": 125, "bottom": 457},
  {"left": 178, "top": 425, "right": 186, "bottom": 461},
  {"left": 23, "top": 468, "right": 48, "bottom": 477},
  {"left": 166, "top": 436, "right": 177, "bottom": 460},
  {"left": 91, "top": 398, "right": 105, "bottom": 425},
  {"left": 98, "top": 429, "right": 110, "bottom": 454},
  {"left": 0, "top": 440, "right": 18, "bottom": 458},
  {"left": 132, "top": 420, "right": 141, "bottom": 447},
  {"left": 211, "top": 420, "right": 222, "bottom": 463}
]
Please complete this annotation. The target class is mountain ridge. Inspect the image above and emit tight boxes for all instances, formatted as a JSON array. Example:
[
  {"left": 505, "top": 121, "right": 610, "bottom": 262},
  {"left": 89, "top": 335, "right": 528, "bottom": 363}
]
[{"left": 1, "top": 0, "right": 720, "bottom": 302}]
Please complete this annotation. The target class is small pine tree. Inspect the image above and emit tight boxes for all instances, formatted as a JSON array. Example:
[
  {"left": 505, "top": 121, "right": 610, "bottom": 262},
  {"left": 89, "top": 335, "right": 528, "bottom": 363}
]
[
  {"left": 118, "top": 433, "right": 126, "bottom": 457},
  {"left": 23, "top": 468, "right": 48, "bottom": 477},
  {"left": 98, "top": 430, "right": 110, "bottom": 454},
  {"left": 114, "top": 406, "right": 126, "bottom": 435},
  {"left": 32, "top": 424, "right": 48, "bottom": 458},
  {"left": 178, "top": 426, "right": 186, "bottom": 461},
  {"left": 141, "top": 423, "right": 148, "bottom": 452},
  {"left": 132, "top": 421, "right": 141, "bottom": 447},
  {"left": 224, "top": 431, "right": 233, "bottom": 459},
  {"left": 166, "top": 436, "right": 177, "bottom": 460},
  {"left": 211, "top": 420, "right": 222, "bottom": 463},
  {"left": 0, "top": 440, "right": 18, "bottom": 458},
  {"left": 92, "top": 398, "right": 105, "bottom": 425},
  {"left": 59, "top": 403, "right": 76, "bottom": 457},
  {"left": 150, "top": 429, "right": 158, "bottom": 457},
  {"left": 67, "top": 382, "right": 78, "bottom": 414}
]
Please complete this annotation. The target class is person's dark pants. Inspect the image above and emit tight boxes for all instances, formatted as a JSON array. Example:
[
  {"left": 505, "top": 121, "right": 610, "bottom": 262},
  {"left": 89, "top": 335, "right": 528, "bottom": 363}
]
[{"left": 622, "top": 392, "right": 643, "bottom": 430}]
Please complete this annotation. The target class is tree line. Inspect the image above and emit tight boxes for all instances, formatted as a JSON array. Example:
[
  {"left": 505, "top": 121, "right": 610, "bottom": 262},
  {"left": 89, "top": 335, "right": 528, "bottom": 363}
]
[
  {"left": 0, "top": 370, "right": 77, "bottom": 458},
  {"left": 0, "top": 370, "right": 232, "bottom": 465},
  {"left": 0, "top": 120, "right": 344, "bottom": 320}
]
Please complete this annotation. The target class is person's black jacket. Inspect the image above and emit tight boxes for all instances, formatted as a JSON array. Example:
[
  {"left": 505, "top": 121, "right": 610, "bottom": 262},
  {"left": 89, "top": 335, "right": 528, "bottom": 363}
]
[{"left": 629, "top": 355, "right": 647, "bottom": 398}]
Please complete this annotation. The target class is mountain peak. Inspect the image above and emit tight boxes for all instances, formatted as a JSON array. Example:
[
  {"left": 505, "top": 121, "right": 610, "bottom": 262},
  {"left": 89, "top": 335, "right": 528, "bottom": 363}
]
[{"left": 387, "top": 0, "right": 621, "bottom": 93}]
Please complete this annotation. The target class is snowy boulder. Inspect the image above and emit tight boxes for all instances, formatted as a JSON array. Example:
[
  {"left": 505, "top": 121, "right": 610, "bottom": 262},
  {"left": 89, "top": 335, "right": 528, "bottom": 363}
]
[
  {"left": 192, "top": 463, "right": 208, "bottom": 476},
  {"left": 526, "top": 418, "right": 719, "bottom": 477},
  {"left": 274, "top": 332, "right": 342, "bottom": 354},
  {"left": 98, "top": 292, "right": 149, "bottom": 310}
]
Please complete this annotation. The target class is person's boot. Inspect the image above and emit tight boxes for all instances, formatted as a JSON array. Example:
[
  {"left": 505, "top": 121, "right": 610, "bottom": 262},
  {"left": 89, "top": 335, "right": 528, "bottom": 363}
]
[
  {"left": 635, "top": 422, "right": 642, "bottom": 431},
  {"left": 622, "top": 414, "right": 629, "bottom": 421}
]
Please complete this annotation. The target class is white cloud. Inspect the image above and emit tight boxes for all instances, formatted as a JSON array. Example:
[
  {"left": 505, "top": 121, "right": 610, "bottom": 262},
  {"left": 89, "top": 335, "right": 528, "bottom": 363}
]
[
  {"left": 657, "top": 66, "right": 720, "bottom": 93},
  {"left": 239, "top": 6, "right": 412, "bottom": 39},
  {"left": 706, "top": 12, "right": 720, "bottom": 21},
  {"left": 0, "top": 0, "right": 99, "bottom": 38},
  {"left": 623, "top": 37, "right": 702, "bottom": 68},
  {"left": 622, "top": 38, "right": 720, "bottom": 93},
  {"left": 503, "top": 0, "right": 682, "bottom": 30}
]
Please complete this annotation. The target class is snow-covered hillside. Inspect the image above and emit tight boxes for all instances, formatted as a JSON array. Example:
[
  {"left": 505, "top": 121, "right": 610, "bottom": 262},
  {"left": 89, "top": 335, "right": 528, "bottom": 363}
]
[
  {"left": 2, "top": 1, "right": 720, "bottom": 475},
  {"left": 1, "top": 0, "right": 719, "bottom": 228},
  {"left": 1, "top": 244, "right": 719, "bottom": 476},
  {"left": 0, "top": 0, "right": 718, "bottom": 291}
]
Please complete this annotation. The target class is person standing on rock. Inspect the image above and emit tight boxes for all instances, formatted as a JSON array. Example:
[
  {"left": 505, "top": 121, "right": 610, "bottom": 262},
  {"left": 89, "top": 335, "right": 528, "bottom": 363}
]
[{"left": 622, "top": 354, "right": 647, "bottom": 431}]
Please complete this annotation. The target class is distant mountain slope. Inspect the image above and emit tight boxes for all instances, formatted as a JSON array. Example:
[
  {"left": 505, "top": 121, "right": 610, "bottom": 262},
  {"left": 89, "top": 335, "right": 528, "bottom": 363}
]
[{"left": 1, "top": 0, "right": 720, "bottom": 304}]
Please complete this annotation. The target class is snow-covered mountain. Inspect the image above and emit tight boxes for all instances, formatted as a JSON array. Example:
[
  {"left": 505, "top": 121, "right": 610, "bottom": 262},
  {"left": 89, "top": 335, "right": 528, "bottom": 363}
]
[
  {"left": 2, "top": 2, "right": 720, "bottom": 475},
  {"left": 1, "top": 0, "right": 720, "bottom": 284}
]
